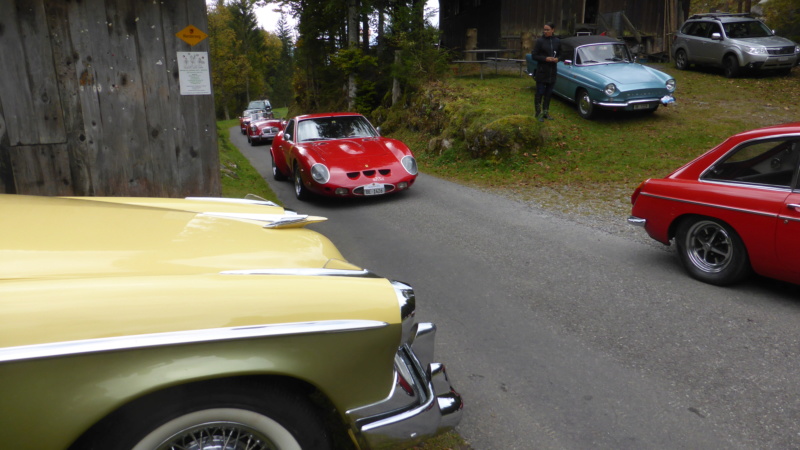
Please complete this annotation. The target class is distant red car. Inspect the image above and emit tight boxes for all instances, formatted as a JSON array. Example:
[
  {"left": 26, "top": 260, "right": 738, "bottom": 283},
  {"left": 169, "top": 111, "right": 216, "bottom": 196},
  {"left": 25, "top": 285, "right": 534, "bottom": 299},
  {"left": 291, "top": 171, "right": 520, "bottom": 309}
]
[
  {"left": 270, "top": 113, "right": 418, "bottom": 200},
  {"left": 629, "top": 122, "right": 800, "bottom": 286},
  {"left": 238, "top": 108, "right": 265, "bottom": 134},
  {"left": 247, "top": 113, "right": 283, "bottom": 146}
]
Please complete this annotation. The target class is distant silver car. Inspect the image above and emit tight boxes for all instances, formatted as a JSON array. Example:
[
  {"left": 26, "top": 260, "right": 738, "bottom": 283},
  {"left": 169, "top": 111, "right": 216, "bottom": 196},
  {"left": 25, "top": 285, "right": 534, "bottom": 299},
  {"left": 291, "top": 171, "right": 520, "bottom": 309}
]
[{"left": 672, "top": 13, "right": 799, "bottom": 77}]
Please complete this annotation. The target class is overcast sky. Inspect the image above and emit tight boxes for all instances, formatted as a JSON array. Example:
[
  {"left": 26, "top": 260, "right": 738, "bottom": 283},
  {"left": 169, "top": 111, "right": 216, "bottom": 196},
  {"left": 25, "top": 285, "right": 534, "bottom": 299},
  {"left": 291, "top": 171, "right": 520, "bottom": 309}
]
[{"left": 255, "top": 1, "right": 440, "bottom": 34}]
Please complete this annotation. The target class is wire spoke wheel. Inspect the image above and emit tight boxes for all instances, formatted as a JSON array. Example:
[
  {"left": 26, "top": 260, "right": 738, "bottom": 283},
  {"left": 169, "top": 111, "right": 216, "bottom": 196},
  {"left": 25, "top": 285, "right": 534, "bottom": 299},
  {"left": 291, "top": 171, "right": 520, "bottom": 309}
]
[{"left": 154, "top": 419, "right": 279, "bottom": 450}]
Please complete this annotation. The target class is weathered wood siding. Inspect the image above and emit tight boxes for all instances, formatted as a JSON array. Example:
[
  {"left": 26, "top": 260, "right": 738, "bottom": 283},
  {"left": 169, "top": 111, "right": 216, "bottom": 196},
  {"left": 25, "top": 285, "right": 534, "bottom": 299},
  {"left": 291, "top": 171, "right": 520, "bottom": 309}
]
[
  {"left": 439, "top": 0, "right": 502, "bottom": 50},
  {"left": 0, "top": 0, "right": 220, "bottom": 197},
  {"left": 500, "top": 0, "right": 584, "bottom": 36},
  {"left": 440, "top": 0, "right": 690, "bottom": 57}
]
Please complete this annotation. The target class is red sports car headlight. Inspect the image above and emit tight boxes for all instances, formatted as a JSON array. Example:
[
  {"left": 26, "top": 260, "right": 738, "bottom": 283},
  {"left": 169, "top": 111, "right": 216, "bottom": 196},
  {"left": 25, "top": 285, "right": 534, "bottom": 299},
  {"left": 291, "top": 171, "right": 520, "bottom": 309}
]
[
  {"left": 310, "top": 164, "right": 330, "bottom": 184},
  {"left": 401, "top": 156, "right": 418, "bottom": 175}
]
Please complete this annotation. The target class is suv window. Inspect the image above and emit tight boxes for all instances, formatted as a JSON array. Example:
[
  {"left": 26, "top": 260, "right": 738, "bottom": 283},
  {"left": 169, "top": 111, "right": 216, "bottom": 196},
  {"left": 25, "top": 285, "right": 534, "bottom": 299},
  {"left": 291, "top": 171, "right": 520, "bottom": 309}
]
[
  {"left": 684, "top": 21, "right": 712, "bottom": 37},
  {"left": 723, "top": 21, "right": 772, "bottom": 38}
]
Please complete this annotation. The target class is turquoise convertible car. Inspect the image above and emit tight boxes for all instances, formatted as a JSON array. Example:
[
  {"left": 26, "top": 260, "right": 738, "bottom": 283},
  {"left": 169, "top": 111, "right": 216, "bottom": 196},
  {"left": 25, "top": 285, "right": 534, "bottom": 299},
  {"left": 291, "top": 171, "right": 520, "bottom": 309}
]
[{"left": 527, "top": 36, "right": 676, "bottom": 119}]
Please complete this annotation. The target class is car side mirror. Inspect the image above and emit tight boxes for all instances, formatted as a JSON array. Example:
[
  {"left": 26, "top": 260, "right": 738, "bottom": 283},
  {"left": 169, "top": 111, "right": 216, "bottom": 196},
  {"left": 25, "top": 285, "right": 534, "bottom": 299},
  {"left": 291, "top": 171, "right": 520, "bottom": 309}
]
[
  {"left": 376, "top": 126, "right": 382, "bottom": 136},
  {"left": 284, "top": 133, "right": 292, "bottom": 141},
  {"left": 564, "top": 60, "right": 572, "bottom": 66},
  {"left": 711, "top": 32, "right": 722, "bottom": 40}
]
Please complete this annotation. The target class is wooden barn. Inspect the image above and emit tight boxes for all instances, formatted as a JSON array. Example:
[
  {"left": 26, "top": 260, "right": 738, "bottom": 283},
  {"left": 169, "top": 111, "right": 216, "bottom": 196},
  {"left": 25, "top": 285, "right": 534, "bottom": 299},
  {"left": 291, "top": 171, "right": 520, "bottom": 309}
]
[
  {"left": 0, "top": 0, "right": 220, "bottom": 197},
  {"left": 439, "top": 0, "right": 692, "bottom": 60}
]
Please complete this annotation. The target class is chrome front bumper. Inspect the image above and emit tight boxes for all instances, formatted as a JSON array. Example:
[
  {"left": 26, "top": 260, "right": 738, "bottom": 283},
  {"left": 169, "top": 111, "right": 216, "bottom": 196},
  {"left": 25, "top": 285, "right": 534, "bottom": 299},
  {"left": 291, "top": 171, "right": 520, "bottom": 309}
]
[
  {"left": 594, "top": 95, "right": 674, "bottom": 109},
  {"left": 347, "top": 322, "right": 463, "bottom": 449}
]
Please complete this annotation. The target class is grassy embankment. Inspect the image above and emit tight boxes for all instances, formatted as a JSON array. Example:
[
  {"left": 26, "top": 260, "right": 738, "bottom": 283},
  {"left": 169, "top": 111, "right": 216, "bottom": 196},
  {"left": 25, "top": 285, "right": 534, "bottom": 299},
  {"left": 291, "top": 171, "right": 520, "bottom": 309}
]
[
  {"left": 217, "top": 108, "right": 288, "bottom": 202},
  {"left": 390, "top": 63, "right": 799, "bottom": 218}
]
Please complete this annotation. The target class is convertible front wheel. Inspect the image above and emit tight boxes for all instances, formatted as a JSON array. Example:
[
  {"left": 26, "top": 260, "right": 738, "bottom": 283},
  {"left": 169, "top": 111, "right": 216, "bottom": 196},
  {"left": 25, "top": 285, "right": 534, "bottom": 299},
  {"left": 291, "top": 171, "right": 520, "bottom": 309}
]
[
  {"left": 72, "top": 380, "right": 333, "bottom": 450},
  {"left": 577, "top": 89, "right": 594, "bottom": 119},
  {"left": 675, "top": 217, "right": 751, "bottom": 286}
]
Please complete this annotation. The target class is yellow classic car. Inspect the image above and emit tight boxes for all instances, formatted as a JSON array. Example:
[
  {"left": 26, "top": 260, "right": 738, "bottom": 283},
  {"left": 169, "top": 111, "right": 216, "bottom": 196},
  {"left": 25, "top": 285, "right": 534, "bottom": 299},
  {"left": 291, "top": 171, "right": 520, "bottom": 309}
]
[{"left": 0, "top": 194, "right": 462, "bottom": 450}]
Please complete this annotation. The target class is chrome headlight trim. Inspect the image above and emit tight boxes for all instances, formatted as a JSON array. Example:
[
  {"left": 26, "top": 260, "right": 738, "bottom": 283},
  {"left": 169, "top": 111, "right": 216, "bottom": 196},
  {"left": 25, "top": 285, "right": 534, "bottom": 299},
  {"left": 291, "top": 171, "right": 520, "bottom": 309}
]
[
  {"left": 310, "top": 163, "right": 330, "bottom": 183},
  {"left": 604, "top": 83, "right": 617, "bottom": 96},
  {"left": 666, "top": 79, "right": 676, "bottom": 92}
]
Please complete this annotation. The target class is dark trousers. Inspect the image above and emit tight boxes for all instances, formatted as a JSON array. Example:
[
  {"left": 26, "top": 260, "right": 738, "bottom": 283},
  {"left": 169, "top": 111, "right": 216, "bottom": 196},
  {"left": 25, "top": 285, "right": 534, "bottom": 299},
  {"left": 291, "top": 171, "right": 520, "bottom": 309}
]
[{"left": 535, "top": 82, "right": 554, "bottom": 117}]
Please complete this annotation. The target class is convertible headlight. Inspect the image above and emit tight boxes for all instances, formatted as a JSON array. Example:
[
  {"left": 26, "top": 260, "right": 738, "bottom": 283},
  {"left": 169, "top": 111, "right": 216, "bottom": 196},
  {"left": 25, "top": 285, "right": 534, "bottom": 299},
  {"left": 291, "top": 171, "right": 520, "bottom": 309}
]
[
  {"left": 745, "top": 46, "right": 768, "bottom": 55},
  {"left": 310, "top": 163, "right": 330, "bottom": 183},
  {"left": 666, "top": 79, "right": 676, "bottom": 92},
  {"left": 604, "top": 84, "right": 617, "bottom": 96},
  {"left": 401, "top": 155, "right": 418, "bottom": 175},
  {"left": 796, "top": 45, "right": 800, "bottom": 54}
]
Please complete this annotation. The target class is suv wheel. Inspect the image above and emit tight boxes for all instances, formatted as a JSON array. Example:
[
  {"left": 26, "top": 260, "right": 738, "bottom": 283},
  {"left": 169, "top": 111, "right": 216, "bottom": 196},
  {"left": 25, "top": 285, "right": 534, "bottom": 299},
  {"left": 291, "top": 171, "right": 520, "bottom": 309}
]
[
  {"left": 722, "top": 55, "right": 740, "bottom": 78},
  {"left": 675, "top": 50, "right": 689, "bottom": 70}
]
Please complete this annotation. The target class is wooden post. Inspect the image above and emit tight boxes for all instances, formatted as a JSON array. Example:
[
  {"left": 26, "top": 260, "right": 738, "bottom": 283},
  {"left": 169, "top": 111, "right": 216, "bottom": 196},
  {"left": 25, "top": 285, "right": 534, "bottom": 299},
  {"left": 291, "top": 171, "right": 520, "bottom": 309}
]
[
  {"left": 466, "top": 28, "right": 478, "bottom": 61},
  {"left": 521, "top": 32, "right": 534, "bottom": 58}
]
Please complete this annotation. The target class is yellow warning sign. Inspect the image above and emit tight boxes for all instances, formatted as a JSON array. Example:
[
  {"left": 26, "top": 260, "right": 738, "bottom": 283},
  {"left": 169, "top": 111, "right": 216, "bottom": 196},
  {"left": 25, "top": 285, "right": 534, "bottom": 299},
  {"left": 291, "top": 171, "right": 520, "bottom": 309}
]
[{"left": 176, "top": 25, "right": 208, "bottom": 46}]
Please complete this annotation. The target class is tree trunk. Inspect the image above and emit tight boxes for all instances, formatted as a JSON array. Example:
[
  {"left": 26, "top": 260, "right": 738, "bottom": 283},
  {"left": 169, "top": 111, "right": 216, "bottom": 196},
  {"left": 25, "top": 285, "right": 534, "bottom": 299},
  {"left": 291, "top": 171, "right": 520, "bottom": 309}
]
[{"left": 347, "top": 0, "right": 358, "bottom": 110}]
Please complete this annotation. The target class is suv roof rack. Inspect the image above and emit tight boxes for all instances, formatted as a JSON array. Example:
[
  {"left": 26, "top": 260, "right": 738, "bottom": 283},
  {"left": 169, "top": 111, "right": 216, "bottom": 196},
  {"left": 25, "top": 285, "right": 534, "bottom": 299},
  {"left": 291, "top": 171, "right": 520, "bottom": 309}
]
[{"left": 688, "top": 13, "right": 754, "bottom": 20}]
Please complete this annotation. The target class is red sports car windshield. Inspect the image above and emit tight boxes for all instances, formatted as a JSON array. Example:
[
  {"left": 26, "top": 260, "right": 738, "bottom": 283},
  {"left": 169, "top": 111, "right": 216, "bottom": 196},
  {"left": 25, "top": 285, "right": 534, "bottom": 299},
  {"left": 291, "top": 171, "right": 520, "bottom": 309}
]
[{"left": 297, "top": 116, "right": 377, "bottom": 142}]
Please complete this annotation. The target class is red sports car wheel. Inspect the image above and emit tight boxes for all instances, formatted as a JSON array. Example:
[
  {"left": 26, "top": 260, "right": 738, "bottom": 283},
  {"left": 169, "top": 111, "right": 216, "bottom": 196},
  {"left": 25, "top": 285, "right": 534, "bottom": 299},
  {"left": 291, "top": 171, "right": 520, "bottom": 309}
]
[{"left": 676, "top": 217, "right": 751, "bottom": 286}]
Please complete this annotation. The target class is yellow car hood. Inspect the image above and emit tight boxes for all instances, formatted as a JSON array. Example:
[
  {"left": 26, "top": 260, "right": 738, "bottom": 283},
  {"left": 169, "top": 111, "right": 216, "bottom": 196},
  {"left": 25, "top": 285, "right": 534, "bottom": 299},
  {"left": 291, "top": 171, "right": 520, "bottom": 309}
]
[
  {"left": 1, "top": 195, "right": 340, "bottom": 280},
  {"left": 1, "top": 195, "right": 400, "bottom": 348}
]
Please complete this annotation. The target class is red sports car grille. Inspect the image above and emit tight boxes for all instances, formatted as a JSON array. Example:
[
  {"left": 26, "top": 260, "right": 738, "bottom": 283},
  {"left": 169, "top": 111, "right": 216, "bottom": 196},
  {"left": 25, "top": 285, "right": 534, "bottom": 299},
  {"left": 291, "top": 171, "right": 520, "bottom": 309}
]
[{"left": 347, "top": 169, "right": 392, "bottom": 179}]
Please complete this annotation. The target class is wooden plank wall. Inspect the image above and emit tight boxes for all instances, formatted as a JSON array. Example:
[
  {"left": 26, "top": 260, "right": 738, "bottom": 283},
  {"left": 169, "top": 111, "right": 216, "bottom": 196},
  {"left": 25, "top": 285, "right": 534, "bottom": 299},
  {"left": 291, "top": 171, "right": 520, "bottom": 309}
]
[
  {"left": 500, "top": 0, "right": 584, "bottom": 37},
  {"left": 0, "top": 0, "right": 220, "bottom": 197}
]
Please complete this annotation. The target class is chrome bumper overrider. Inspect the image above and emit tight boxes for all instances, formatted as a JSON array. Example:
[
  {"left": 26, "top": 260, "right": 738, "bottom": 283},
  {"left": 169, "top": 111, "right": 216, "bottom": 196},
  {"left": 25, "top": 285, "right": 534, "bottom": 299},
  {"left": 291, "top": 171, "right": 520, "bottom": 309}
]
[
  {"left": 628, "top": 216, "right": 646, "bottom": 227},
  {"left": 348, "top": 322, "right": 463, "bottom": 449}
]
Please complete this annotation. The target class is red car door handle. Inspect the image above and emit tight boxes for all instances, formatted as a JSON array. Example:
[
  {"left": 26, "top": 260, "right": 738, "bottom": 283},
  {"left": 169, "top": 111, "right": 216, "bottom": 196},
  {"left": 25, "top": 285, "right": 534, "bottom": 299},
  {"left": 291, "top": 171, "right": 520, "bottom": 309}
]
[{"left": 787, "top": 204, "right": 800, "bottom": 210}]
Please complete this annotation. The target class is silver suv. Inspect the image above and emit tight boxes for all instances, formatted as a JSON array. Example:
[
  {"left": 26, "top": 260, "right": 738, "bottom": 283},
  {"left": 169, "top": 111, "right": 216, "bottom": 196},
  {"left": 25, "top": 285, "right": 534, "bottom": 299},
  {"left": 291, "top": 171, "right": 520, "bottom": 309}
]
[{"left": 673, "top": 13, "right": 799, "bottom": 77}]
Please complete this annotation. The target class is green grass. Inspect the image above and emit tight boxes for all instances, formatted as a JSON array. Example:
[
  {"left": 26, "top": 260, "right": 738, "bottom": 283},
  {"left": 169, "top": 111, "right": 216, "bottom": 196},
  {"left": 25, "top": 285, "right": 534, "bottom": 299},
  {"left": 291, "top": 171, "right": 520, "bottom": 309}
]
[
  {"left": 390, "top": 64, "right": 800, "bottom": 216},
  {"left": 217, "top": 119, "right": 280, "bottom": 203},
  {"left": 217, "top": 107, "right": 289, "bottom": 202}
]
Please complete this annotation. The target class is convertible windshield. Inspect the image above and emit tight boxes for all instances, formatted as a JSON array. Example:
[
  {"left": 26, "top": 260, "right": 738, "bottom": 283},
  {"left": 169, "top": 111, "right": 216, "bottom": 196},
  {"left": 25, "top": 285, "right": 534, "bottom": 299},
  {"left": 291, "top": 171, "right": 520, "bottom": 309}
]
[
  {"left": 723, "top": 21, "right": 772, "bottom": 38},
  {"left": 297, "top": 116, "right": 377, "bottom": 142},
  {"left": 576, "top": 44, "right": 632, "bottom": 65}
]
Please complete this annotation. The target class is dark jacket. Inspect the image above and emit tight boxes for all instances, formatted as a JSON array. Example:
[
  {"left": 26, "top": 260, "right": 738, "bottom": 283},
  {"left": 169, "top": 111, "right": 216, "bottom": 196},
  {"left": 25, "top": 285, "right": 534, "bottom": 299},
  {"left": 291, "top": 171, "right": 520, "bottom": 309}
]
[{"left": 532, "top": 35, "right": 561, "bottom": 84}]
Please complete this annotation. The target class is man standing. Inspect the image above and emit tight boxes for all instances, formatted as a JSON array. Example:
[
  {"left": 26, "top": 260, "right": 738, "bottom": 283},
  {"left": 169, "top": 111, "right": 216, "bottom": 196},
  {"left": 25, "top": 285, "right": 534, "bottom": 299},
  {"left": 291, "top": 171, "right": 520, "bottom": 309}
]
[{"left": 532, "top": 22, "right": 561, "bottom": 122}]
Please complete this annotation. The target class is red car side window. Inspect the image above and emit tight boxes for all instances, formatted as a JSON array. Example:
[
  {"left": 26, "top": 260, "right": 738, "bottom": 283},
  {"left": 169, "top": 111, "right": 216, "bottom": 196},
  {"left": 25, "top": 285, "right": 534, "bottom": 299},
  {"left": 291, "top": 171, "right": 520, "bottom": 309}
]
[{"left": 704, "top": 139, "right": 800, "bottom": 188}]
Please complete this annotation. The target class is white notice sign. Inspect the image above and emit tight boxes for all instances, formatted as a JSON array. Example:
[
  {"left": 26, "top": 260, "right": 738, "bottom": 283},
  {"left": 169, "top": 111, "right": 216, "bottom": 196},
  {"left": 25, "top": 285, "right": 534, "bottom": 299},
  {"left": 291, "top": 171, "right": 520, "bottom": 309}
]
[{"left": 177, "top": 52, "right": 211, "bottom": 95}]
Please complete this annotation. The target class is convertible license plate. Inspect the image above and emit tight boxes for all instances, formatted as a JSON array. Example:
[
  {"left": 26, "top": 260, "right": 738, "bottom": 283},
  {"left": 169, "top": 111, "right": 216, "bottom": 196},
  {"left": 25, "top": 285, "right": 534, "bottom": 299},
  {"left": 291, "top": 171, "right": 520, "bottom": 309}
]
[
  {"left": 633, "top": 103, "right": 653, "bottom": 110},
  {"left": 363, "top": 183, "right": 385, "bottom": 195}
]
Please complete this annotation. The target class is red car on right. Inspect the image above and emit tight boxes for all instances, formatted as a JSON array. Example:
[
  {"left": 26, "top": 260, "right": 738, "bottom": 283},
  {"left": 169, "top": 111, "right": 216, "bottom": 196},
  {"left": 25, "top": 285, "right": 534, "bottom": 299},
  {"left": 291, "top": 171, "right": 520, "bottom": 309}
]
[{"left": 630, "top": 122, "right": 800, "bottom": 286}]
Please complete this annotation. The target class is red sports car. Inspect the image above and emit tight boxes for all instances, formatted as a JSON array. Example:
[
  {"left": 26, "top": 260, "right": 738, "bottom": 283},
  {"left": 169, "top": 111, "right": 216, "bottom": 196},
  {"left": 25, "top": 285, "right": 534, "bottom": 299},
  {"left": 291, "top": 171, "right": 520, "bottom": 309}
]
[
  {"left": 629, "top": 122, "right": 800, "bottom": 286},
  {"left": 270, "top": 113, "right": 418, "bottom": 200},
  {"left": 247, "top": 113, "right": 282, "bottom": 146}
]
